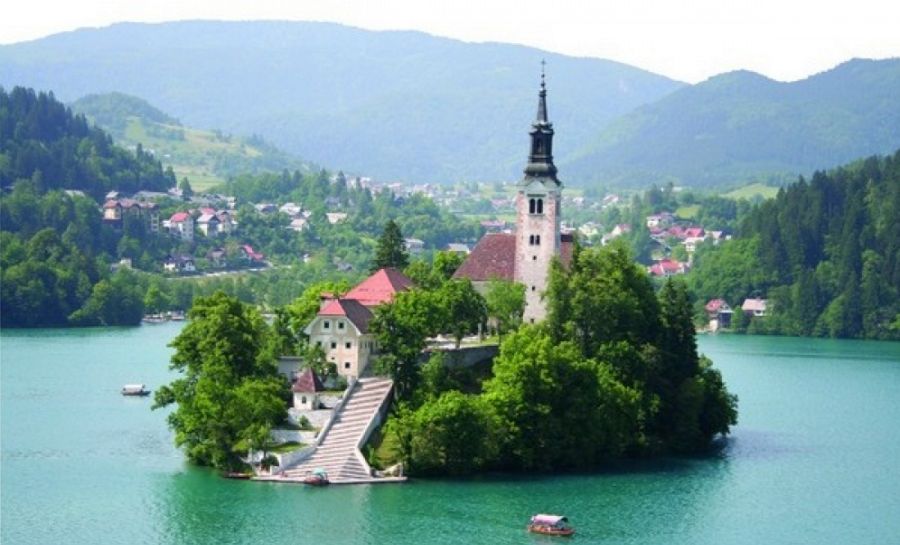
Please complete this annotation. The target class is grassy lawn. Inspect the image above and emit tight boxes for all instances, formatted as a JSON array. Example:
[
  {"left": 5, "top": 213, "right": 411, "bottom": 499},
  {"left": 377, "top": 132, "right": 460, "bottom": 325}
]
[
  {"left": 723, "top": 182, "right": 780, "bottom": 201},
  {"left": 675, "top": 204, "right": 701, "bottom": 219},
  {"left": 367, "top": 424, "right": 401, "bottom": 470},
  {"left": 268, "top": 441, "right": 306, "bottom": 453}
]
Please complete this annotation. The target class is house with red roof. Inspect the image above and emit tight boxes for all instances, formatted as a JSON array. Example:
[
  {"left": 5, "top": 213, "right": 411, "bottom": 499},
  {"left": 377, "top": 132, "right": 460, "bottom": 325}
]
[
  {"left": 300, "top": 267, "right": 414, "bottom": 379},
  {"left": 705, "top": 299, "right": 734, "bottom": 330},
  {"left": 291, "top": 367, "right": 326, "bottom": 410},
  {"left": 304, "top": 298, "right": 377, "bottom": 378},
  {"left": 342, "top": 267, "right": 413, "bottom": 307},
  {"left": 648, "top": 259, "right": 689, "bottom": 277},
  {"left": 167, "top": 211, "right": 194, "bottom": 241}
]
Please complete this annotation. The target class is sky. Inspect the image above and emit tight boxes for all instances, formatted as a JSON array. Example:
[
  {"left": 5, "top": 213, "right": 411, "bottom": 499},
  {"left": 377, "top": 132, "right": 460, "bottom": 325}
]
[{"left": 2, "top": 0, "right": 899, "bottom": 83}]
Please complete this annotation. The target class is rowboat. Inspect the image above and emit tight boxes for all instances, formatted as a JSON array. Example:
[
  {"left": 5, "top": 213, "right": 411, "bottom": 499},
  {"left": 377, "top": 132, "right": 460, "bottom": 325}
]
[
  {"left": 121, "top": 384, "right": 151, "bottom": 396},
  {"left": 303, "top": 468, "right": 329, "bottom": 486},
  {"left": 527, "top": 514, "right": 574, "bottom": 537}
]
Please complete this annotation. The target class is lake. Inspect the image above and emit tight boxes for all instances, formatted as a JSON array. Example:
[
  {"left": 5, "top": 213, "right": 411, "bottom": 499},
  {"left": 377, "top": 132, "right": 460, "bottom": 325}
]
[{"left": 2, "top": 323, "right": 899, "bottom": 544}]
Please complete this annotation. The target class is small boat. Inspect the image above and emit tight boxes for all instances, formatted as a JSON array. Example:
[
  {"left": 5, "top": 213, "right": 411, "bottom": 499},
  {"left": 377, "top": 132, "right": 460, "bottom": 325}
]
[
  {"left": 121, "top": 384, "right": 151, "bottom": 396},
  {"left": 527, "top": 514, "right": 575, "bottom": 537},
  {"left": 223, "top": 472, "right": 251, "bottom": 480},
  {"left": 303, "top": 468, "right": 329, "bottom": 486}
]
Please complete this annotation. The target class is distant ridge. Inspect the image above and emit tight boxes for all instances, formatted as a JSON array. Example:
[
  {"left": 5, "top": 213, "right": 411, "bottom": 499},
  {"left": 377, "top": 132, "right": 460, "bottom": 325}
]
[
  {"left": 0, "top": 20, "right": 683, "bottom": 183},
  {"left": 565, "top": 58, "right": 900, "bottom": 188},
  {"left": 69, "top": 91, "right": 313, "bottom": 187}
]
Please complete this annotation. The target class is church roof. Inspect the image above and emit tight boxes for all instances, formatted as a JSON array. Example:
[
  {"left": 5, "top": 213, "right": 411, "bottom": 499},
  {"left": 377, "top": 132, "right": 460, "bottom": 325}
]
[
  {"left": 343, "top": 267, "right": 413, "bottom": 307},
  {"left": 317, "top": 298, "right": 374, "bottom": 333},
  {"left": 453, "top": 232, "right": 575, "bottom": 283},
  {"left": 453, "top": 233, "right": 516, "bottom": 282},
  {"left": 292, "top": 367, "right": 325, "bottom": 393}
]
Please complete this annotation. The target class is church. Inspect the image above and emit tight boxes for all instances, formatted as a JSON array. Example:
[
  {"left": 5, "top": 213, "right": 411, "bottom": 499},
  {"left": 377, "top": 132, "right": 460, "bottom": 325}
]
[{"left": 453, "top": 73, "right": 573, "bottom": 323}]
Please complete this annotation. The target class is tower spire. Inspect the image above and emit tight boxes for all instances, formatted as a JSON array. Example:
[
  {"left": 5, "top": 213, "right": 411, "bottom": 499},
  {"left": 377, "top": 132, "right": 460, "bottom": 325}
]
[
  {"left": 522, "top": 61, "right": 558, "bottom": 183},
  {"left": 536, "top": 59, "right": 548, "bottom": 123}
]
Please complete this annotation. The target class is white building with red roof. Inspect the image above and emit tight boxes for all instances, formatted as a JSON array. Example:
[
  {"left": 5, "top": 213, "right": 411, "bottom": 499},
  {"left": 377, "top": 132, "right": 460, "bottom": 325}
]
[
  {"left": 168, "top": 211, "right": 194, "bottom": 241},
  {"left": 303, "top": 267, "right": 414, "bottom": 379}
]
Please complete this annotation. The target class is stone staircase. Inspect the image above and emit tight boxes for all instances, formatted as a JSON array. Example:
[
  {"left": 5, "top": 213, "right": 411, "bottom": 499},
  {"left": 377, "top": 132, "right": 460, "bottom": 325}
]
[{"left": 281, "top": 377, "right": 394, "bottom": 483}]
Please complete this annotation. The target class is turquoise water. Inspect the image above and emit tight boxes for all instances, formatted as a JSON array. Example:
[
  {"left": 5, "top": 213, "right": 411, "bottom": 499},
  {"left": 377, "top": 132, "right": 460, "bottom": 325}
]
[{"left": 2, "top": 324, "right": 899, "bottom": 544}]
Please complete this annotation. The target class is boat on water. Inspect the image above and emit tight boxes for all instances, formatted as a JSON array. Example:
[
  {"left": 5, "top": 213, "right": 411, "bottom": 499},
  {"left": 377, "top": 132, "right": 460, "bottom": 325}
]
[
  {"left": 121, "top": 384, "right": 151, "bottom": 397},
  {"left": 527, "top": 514, "right": 575, "bottom": 537},
  {"left": 303, "top": 468, "right": 329, "bottom": 486}
]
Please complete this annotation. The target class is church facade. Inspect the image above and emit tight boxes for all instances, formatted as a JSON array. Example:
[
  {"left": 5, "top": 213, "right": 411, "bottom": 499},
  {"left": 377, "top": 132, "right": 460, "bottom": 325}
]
[{"left": 454, "top": 73, "right": 572, "bottom": 323}]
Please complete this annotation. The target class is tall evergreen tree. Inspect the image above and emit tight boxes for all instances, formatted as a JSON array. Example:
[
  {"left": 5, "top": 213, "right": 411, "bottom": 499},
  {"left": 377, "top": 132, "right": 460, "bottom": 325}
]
[{"left": 372, "top": 219, "right": 409, "bottom": 271}]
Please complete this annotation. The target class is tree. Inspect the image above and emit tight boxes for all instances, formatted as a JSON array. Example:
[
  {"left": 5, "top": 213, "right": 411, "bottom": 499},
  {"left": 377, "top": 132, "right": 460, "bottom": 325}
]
[
  {"left": 179, "top": 177, "right": 194, "bottom": 199},
  {"left": 372, "top": 219, "right": 409, "bottom": 271},
  {"left": 482, "top": 326, "right": 641, "bottom": 470},
  {"left": 485, "top": 279, "right": 525, "bottom": 338},
  {"left": 395, "top": 391, "right": 498, "bottom": 475},
  {"left": 370, "top": 289, "right": 442, "bottom": 399},
  {"left": 152, "top": 292, "right": 287, "bottom": 470},
  {"left": 437, "top": 279, "right": 487, "bottom": 347}
]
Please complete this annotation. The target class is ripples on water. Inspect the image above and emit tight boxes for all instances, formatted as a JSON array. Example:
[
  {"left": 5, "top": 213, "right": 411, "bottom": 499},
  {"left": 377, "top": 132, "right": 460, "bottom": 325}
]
[{"left": 2, "top": 326, "right": 899, "bottom": 545}]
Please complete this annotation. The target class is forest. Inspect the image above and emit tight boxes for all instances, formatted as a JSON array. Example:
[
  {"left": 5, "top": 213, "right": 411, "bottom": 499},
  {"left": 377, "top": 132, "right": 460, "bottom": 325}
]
[{"left": 689, "top": 151, "right": 900, "bottom": 339}]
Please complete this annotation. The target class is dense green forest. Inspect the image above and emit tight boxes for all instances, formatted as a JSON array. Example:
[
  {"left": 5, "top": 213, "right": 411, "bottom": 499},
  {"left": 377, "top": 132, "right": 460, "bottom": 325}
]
[
  {"left": 690, "top": 151, "right": 900, "bottom": 339},
  {"left": 0, "top": 87, "right": 175, "bottom": 198}
]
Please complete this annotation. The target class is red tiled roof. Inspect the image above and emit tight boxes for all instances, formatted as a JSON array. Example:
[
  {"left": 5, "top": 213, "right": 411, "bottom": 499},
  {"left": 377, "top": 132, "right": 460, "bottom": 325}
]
[
  {"left": 170, "top": 212, "right": 191, "bottom": 223},
  {"left": 318, "top": 298, "right": 374, "bottom": 333},
  {"left": 344, "top": 268, "right": 413, "bottom": 307},
  {"left": 453, "top": 233, "right": 516, "bottom": 282},
  {"left": 454, "top": 232, "right": 575, "bottom": 283},
  {"left": 705, "top": 298, "right": 729, "bottom": 313},
  {"left": 292, "top": 368, "right": 325, "bottom": 393}
]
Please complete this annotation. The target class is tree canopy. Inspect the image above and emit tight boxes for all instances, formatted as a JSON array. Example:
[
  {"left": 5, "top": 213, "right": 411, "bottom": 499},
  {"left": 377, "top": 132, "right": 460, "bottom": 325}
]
[{"left": 153, "top": 292, "right": 288, "bottom": 470}]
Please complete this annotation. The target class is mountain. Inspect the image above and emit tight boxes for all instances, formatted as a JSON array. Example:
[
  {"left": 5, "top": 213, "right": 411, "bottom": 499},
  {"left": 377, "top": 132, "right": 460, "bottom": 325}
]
[
  {"left": 0, "top": 20, "right": 683, "bottom": 183},
  {"left": 70, "top": 92, "right": 313, "bottom": 190},
  {"left": 566, "top": 58, "right": 900, "bottom": 189}
]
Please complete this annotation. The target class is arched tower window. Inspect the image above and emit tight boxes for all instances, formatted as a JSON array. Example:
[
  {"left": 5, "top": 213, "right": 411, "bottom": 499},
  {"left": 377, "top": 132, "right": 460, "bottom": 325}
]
[
  {"left": 537, "top": 199, "right": 544, "bottom": 214},
  {"left": 529, "top": 198, "right": 536, "bottom": 214}
]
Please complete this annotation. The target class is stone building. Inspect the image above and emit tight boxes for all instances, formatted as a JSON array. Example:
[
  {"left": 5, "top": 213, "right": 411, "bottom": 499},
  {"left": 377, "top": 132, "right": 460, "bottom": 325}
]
[{"left": 454, "top": 72, "right": 572, "bottom": 322}]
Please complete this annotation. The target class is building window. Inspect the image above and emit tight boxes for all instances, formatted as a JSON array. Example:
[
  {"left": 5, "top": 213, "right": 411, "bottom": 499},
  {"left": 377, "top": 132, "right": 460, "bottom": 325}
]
[
  {"left": 531, "top": 285, "right": 536, "bottom": 292},
  {"left": 301, "top": 396, "right": 307, "bottom": 404},
  {"left": 344, "top": 362, "right": 351, "bottom": 369},
  {"left": 345, "top": 342, "right": 352, "bottom": 349},
  {"left": 323, "top": 320, "right": 330, "bottom": 329},
  {"left": 533, "top": 255, "right": 537, "bottom": 261},
  {"left": 338, "top": 321, "right": 345, "bottom": 330},
  {"left": 535, "top": 235, "right": 541, "bottom": 245},
  {"left": 537, "top": 199, "right": 544, "bottom": 214},
  {"left": 330, "top": 342, "right": 337, "bottom": 349}
]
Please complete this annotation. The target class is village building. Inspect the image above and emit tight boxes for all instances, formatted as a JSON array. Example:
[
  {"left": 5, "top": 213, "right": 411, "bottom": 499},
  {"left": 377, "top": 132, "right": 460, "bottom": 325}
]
[
  {"left": 705, "top": 299, "right": 734, "bottom": 331},
  {"left": 742, "top": 297, "right": 769, "bottom": 317},
  {"left": 196, "top": 212, "right": 219, "bottom": 237},
  {"left": 167, "top": 211, "right": 194, "bottom": 241},
  {"left": 404, "top": 238, "right": 425, "bottom": 256},
  {"left": 454, "top": 72, "right": 572, "bottom": 323}
]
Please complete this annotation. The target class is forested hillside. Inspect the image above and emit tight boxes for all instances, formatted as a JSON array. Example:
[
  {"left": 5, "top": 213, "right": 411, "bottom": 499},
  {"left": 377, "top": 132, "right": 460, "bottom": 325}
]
[
  {"left": 567, "top": 59, "right": 900, "bottom": 189},
  {"left": 70, "top": 92, "right": 311, "bottom": 188},
  {"left": 0, "top": 87, "right": 175, "bottom": 198},
  {"left": 689, "top": 150, "right": 900, "bottom": 339},
  {"left": 0, "top": 21, "right": 682, "bottom": 183}
]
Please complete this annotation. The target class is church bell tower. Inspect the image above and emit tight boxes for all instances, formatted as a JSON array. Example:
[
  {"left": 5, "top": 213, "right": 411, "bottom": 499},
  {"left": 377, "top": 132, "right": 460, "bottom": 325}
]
[{"left": 514, "top": 66, "right": 562, "bottom": 323}]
